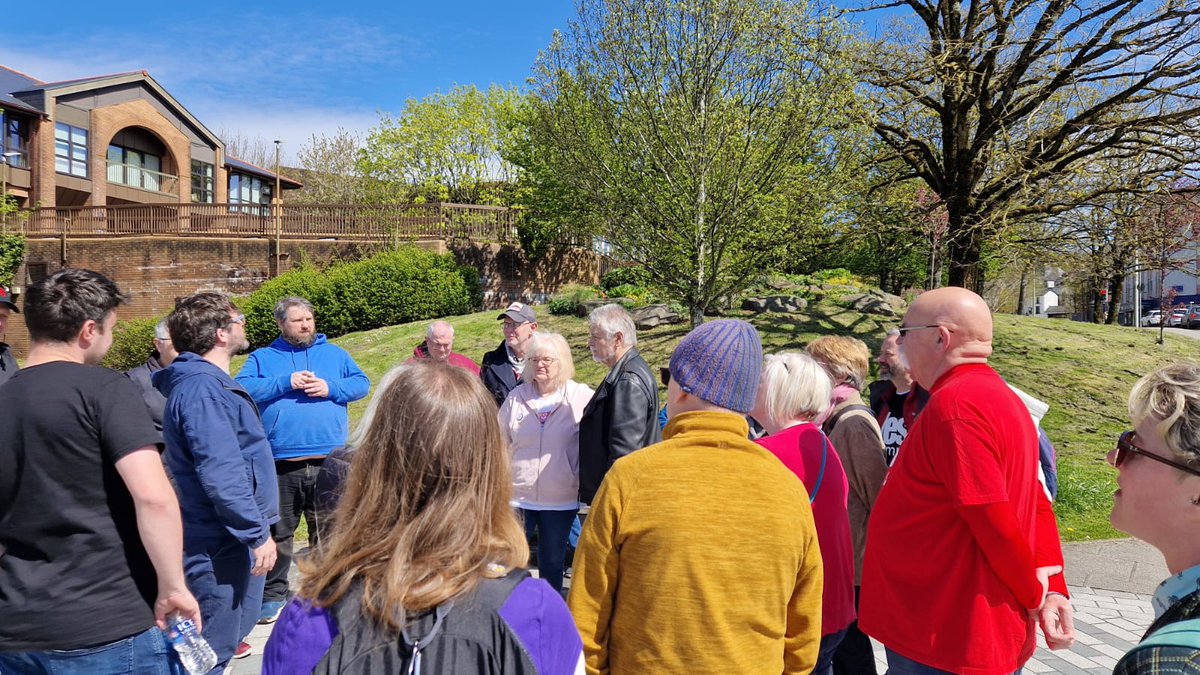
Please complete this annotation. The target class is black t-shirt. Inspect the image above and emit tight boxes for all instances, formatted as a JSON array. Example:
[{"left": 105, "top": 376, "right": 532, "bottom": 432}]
[
  {"left": 879, "top": 389, "right": 910, "bottom": 466},
  {"left": 0, "top": 361, "right": 162, "bottom": 650}
]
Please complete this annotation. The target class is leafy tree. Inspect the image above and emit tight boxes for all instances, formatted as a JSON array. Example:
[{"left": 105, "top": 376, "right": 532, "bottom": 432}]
[
  {"left": 856, "top": 0, "right": 1200, "bottom": 292},
  {"left": 358, "top": 85, "right": 523, "bottom": 205},
  {"left": 291, "top": 128, "right": 366, "bottom": 205},
  {"left": 514, "top": 0, "right": 865, "bottom": 325}
]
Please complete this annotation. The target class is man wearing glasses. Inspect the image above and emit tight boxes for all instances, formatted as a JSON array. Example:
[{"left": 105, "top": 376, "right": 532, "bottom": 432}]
[
  {"left": 155, "top": 292, "right": 280, "bottom": 669},
  {"left": 481, "top": 302, "right": 539, "bottom": 406},
  {"left": 858, "top": 287, "right": 1074, "bottom": 675}
]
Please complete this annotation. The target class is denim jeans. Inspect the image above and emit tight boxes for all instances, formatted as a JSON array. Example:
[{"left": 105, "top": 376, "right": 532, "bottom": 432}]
[
  {"left": 519, "top": 507, "right": 578, "bottom": 594},
  {"left": 265, "top": 457, "right": 323, "bottom": 602},
  {"left": 185, "top": 536, "right": 265, "bottom": 673},
  {"left": 0, "top": 626, "right": 183, "bottom": 674},
  {"left": 885, "top": 648, "right": 1022, "bottom": 675},
  {"left": 813, "top": 629, "right": 847, "bottom": 675},
  {"left": 833, "top": 586, "right": 878, "bottom": 675}
]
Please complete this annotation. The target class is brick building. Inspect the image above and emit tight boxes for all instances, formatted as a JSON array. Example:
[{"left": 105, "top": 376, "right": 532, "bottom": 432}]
[{"left": 0, "top": 64, "right": 299, "bottom": 211}]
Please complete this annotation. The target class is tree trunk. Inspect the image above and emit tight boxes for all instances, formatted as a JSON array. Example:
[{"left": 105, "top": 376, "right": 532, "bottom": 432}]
[
  {"left": 690, "top": 304, "right": 705, "bottom": 327},
  {"left": 1015, "top": 264, "right": 1029, "bottom": 314},
  {"left": 1105, "top": 273, "right": 1124, "bottom": 325},
  {"left": 945, "top": 211, "right": 986, "bottom": 293},
  {"left": 1091, "top": 284, "right": 1104, "bottom": 324}
]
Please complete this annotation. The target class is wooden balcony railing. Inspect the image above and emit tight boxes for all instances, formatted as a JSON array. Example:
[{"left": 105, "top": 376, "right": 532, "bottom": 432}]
[{"left": 17, "top": 202, "right": 521, "bottom": 243}]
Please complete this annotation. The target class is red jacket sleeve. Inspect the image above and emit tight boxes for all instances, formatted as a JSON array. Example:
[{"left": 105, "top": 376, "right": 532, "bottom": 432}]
[{"left": 958, "top": 502, "right": 1044, "bottom": 610}]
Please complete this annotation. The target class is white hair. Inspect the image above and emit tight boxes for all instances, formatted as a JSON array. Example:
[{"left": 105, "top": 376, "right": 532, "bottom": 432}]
[
  {"left": 588, "top": 303, "right": 637, "bottom": 347},
  {"left": 154, "top": 319, "right": 171, "bottom": 341},
  {"left": 427, "top": 320, "right": 455, "bottom": 341},
  {"left": 760, "top": 352, "right": 833, "bottom": 428},
  {"left": 525, "top": 332, "right": 576, "bottom": 390}
]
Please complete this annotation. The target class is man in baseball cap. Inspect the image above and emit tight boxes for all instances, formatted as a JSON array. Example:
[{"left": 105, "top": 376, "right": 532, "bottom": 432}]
[
  {"left": 480, "top": 302, "right": 538, "bottom": 405},
  {"left": 0, "top": 287, "right": 19, "bottom": 385}
]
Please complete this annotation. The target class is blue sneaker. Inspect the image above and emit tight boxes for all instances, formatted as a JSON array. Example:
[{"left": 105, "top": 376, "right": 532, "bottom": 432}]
[{"left": 258, "top": 600, "right": 285, "bottom": 625}]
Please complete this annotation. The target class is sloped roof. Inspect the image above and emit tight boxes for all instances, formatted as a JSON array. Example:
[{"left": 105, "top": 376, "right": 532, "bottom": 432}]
[
  {"left": 19, "top": 70, "right": 145, "bottom": 92},
  {"left": 0, "top": 65, "right": 45, "bottom": 115},
  {"left": 225, "top": 156, "right": 304, "bottom": 190}
]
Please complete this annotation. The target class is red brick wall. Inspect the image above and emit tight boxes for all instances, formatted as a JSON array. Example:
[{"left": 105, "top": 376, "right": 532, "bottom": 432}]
[{"left": 5, "top": 236, "right": 604, "bottom": 356}]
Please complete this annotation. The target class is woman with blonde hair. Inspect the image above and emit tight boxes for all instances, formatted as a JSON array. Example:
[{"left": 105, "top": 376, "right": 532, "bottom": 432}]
[
  {"left": 498, "top": 332, "right": 594, "bottom": 595},
  {"left": 1109, "top": 362, "right": 1200, "bottom": 672},
  {"left": 261, "top": 362, "right": 583, "bottom": 674},
  {"left": 751, "top": 352, "right": 856, "bottom": 675}
]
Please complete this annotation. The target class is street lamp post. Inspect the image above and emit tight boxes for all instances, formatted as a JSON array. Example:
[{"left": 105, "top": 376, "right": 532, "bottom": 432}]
[{"left": 273, "top": 140, "right": 283, "bottom": 277}]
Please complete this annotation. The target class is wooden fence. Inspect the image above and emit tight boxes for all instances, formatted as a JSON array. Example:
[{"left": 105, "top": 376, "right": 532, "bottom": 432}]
[{"left": 11, "top": 202, "right": 520, "bottom": 243}]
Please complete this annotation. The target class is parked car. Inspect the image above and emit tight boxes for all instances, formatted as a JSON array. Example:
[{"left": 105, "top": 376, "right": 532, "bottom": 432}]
[
  {"left": 1142, "top": 310, "right": 1163, "bottom": 327},
  {"left": 1170, "top": 308, "right": 1188, "bottom": 327},
  {"left": 1185, "top": 305, "right": 1200, "bottom": 328}
]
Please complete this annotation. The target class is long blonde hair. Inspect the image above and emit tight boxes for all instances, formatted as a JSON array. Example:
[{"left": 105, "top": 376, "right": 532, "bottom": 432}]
[{"left": 298, "top": 361, "right": 529, "bottom": 630}]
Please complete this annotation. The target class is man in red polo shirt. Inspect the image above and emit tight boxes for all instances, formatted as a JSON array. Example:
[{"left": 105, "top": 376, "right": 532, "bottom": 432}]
[{"left": 859, "top": 287, "right": 1074, "bottom": 675}]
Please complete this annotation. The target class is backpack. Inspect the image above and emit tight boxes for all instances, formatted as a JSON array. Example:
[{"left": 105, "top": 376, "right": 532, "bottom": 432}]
[{"left": 1115, "top": 617, "right": 1200, "bottom": 671}]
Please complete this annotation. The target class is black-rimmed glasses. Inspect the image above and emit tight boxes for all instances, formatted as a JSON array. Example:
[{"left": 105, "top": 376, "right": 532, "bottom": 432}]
[
  {"left": 1116, "top": 431, "right": 1200, "bottom": 478},
  {"left": 897, "top": 324, "right": 943, "bottom": 336}
]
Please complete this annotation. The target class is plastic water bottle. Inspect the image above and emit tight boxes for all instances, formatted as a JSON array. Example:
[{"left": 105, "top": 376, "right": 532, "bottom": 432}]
[{"left": 166, "top": 614, "right": 218, "bottom": 675}]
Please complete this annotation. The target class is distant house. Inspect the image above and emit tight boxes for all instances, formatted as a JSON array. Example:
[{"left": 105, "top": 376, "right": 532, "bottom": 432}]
[
  {"left": 0, "top": 64, "right": 300, "bottom": 211},
  {"left": 1021, "top": 268, "right": 1068, "bottom": 318}
]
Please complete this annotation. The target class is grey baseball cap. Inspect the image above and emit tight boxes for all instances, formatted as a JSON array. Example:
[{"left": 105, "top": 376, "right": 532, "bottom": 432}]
[{"left": 497, "top": 302, "right": 536, "bottom": 324}]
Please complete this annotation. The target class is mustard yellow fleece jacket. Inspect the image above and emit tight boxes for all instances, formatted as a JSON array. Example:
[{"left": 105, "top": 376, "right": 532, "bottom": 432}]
[{"left": 567, "top": 410, "right": 824, "bottom": 674}]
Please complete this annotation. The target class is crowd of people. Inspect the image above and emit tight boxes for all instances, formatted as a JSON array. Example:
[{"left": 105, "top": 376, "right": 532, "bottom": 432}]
[{"left": 0, "top": 268, "right": 1198, "bottom": 674}]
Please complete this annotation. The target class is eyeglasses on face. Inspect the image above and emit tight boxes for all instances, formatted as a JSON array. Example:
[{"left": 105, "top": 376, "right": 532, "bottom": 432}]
[
  {"left": 896, "top": 324, "right": 943, "bottom": 336},
  {"left": 228, "top": 313, "right": 246, "bottom": 326},
  {"left": 530, "top": 357, "right": 558, "bottom": 365},
  {"left": 1115, "top": 431, "right": 1200, "bottom": 478}
]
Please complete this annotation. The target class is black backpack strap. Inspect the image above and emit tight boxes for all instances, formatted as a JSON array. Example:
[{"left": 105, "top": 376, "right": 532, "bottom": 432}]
[{"left": 823, "top": 404, "right": 873, "bottom": 435}]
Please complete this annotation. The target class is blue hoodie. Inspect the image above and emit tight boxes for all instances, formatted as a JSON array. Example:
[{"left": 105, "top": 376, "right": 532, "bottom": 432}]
[
  {"left": 153, "top": 353, "right": 280, "bottom": 546},
  {"left": 235, "top": 334, "right": 370, "bottom": 460}
]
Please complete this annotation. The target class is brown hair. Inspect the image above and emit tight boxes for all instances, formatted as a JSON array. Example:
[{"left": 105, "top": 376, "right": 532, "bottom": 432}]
[
  {"left": 298, "top": 361, "right": 528, "bottom": 630},
  {"left": 168, "top": 292, "right": 237, "bottom": 355},
  {"left": 806, "top": 335, "right": 871, "bottom": 389}
]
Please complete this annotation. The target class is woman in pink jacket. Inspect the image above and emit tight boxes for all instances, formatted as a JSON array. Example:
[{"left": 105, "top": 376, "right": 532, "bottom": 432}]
[{"left": 498, "top": 332, "right": 593, "bottom": 594}]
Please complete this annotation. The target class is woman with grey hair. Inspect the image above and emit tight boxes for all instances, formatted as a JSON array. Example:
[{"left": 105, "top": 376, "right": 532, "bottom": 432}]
[
  {"left": 751, "top": 352, "right": 856, "bottom": 675},
  {"left": 1110, "top": 362, "right": 1200, "bottom": 672},
  {"left": 498, "top": 332, "right": 594, "bottom": 595}
]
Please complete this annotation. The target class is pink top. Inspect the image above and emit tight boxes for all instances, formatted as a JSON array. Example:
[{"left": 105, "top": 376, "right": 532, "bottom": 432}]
[{"left": 756, "top": 423, "right": 856, "bottom": 635}]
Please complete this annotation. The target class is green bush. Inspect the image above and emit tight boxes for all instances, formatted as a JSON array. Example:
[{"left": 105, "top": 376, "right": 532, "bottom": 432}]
[
  {"left": 238, "top": 266, "right": 332, "bottom": 348},
  {"left": 600, "top": 266, "right": 651, "bottom": 293},
  {"left": 319, "top": 249, "right": 480, "bottom": 337},
  {"left": 548, "top": 284, "right": 600, "bottom": 315},
  {"left": 102, "top": 316, "right": 162, "bottom": 372},
  {"left": 606, "top": 283, "right": 659, "bottom": 308}
]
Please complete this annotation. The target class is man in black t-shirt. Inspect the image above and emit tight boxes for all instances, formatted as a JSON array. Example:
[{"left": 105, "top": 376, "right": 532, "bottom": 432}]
[
  {"left": 867, "top": 330, "right": 930, "bottom": 467},
  {"left": 0, "top": 269, "right": 199, "bottom": 673}
]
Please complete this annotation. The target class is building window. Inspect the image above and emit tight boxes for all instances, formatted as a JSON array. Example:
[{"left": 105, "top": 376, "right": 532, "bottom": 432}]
[
  {"left": 55, "top": 123, "right": 88, "bottom": 178},
  {"left": 191, "top": 161, "right": 214, "bottom": 203},
  {"left": 107, "top": 145, "right": 164, "bottom": 191},
  {"left": 228, "top": 172, "right": 272, "bottom": 215},
  {"left": 0, "top": 111, "right": 29, "bottom": 169}
]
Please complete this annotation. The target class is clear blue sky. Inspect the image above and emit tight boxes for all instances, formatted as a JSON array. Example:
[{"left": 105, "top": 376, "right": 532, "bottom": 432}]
[{"left": 1, "top": 0, "right": 578, "bottom": 162}]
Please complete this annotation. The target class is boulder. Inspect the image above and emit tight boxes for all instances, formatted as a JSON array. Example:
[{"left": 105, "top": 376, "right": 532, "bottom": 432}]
[
  {"left": 575, "top": 299, "right": 609, "bottom": 318},
  {"left": 843, "top": 293, "right": 898, "bottom": 317},
  {"left": 741, "top": 295, "right": 807, "bottom": 314},
  {"left": 631, "top": 304, "right": 684, "bottom": 329},
  {"left": 868, "top": 288, "right": 907, "bottom": 311}
]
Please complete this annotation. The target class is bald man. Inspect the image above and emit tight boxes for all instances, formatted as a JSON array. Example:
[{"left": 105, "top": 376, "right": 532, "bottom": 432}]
[
  {"left": 858, "top": 287, "right": 1074, "bottom": 675},
  {"left": 406, "top": 321, "right": 480, "bottom": 375}
]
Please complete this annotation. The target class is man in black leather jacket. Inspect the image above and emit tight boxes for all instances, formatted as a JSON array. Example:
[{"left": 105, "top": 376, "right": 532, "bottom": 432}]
[{"left": 578, "top": 303, "right": 661, "bottom": 505}]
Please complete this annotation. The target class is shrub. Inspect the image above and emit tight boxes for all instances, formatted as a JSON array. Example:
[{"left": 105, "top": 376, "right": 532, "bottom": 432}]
[
  {"left": 102, "top": 316, "right": 162, "bottom": 372},
  {"left": 606, "top": 283, "right": 659, "bottom": 308},
  {"left": 548, "top": 284, "right": 600, "bottom": 315},
  {"left": 319, "top": 248, "right": 480, "bottom": 337},
  {"left": 600, "top": 266, "right": 651, "bottom": 293}
]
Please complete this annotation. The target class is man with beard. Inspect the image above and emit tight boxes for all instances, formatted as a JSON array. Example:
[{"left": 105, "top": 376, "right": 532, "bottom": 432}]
[
  {"left": 867, "top": 329, "right": 929, "bottom": 468},
  {"left": 155, "top": 292, "right": 278, "bottom": 667},
  {"left": 235, "top": 297, "right": 369, "bottom": 625}
]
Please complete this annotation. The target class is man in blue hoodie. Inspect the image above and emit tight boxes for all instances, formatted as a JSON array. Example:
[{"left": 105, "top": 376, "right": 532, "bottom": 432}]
[
  {"left": 154, "top": 292, "right": 280, "bottom": 668},
  {"left": 235, "top": 296, "right": 369, "bottom": 623}
]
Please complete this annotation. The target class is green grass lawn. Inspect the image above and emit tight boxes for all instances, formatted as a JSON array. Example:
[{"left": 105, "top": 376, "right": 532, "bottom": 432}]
[{"left": 250, "top": 302, "right": 1200, "bottom": 543}]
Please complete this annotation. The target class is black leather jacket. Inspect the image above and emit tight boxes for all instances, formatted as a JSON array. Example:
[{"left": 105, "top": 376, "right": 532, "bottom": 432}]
[{"left": 578, "top": 347, "right": 661, "bottom": 504}]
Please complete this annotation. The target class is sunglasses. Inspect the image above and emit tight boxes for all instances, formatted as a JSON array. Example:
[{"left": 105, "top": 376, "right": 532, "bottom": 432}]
[
  {"left": 1116, "top": 431, "right": 1200, "bottom": 478},
  {"left": 897, "top": 324, "right": 944, "bottom": 336},
  {"left": 660, "top": 367, "right": 671, "bottom": 387}
]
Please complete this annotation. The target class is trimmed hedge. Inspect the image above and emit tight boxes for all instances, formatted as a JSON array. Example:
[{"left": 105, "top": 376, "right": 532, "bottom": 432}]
[
  {"left": 102, "top": 316, "right": 162, "bottom": 372},
  {"left": 238, "top": 266, "right": 332, "bottom": 347}
]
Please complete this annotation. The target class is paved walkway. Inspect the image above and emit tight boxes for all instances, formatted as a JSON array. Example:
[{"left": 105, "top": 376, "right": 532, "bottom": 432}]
[{"left": 228, "top": 538, "right": 1170, "bottom": 674}]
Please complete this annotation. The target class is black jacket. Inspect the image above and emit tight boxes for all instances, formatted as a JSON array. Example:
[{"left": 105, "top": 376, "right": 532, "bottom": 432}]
[
  {"left": 0, "top": 343, "right": 17, "bottom": 387},
  {"left": 125, "top": 353, "right": 168, "bottom": 434},
  {"left": 578, "top": 347, "right": 661, "bottom": 504},
  {"left": 480, "top": 340, "right": 521, "bottom": 406},
  {"left": 314, "top": 445, "right": 355, "bottom": 541}
]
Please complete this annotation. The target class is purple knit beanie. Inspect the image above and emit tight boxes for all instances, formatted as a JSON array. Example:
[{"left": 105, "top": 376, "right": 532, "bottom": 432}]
[{"left": 668, "top": 319, "right": 763, "bottom": 413}]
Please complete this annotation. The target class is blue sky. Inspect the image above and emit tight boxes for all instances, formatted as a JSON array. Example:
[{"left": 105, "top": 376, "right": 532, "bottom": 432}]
[{"left": 1, "top": 1, "right": 578, "bottom": 162}]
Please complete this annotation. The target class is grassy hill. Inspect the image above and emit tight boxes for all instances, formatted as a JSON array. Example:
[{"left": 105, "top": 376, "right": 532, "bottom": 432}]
[{"left": 252, "top": 299, "right": 1200, "bottom": 542}]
